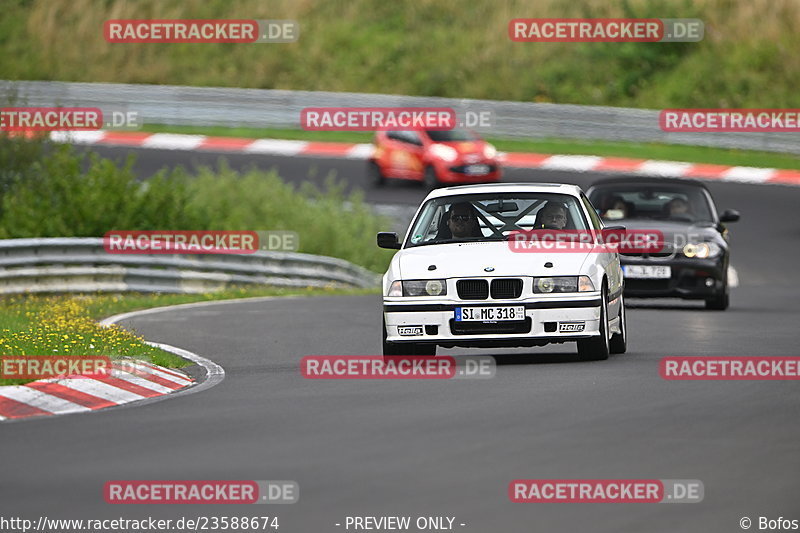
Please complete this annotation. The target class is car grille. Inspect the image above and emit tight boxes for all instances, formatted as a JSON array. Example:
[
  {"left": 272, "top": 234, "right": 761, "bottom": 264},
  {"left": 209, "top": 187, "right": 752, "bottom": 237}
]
[
  {"left": 450, "top": 317, "right": 531, "bottom": 335},
  {"left": 490, "top": 278, "right": 523, "bottom": 299},
  {"left": 457, "top": 279, "right": 489, "bottom": 300}
]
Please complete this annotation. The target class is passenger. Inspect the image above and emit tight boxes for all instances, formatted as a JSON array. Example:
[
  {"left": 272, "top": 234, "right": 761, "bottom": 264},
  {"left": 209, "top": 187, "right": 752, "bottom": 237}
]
[
  {"left": 534, "top": 201, "right": 569, "bottom": 230},
  {"left": 603, "top": 196, "right": 628, "bottom": 219}
]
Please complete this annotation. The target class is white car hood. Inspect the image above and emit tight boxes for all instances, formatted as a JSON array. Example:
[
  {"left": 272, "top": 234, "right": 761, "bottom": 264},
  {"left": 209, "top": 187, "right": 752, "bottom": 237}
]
[{"left": 398, "top": 241, "right": 591, "bottom": 279}]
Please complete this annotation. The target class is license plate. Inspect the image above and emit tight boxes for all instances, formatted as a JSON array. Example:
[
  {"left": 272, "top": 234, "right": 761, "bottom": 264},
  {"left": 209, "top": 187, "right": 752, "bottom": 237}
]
[
  {"left": 623, "top": 265, "right": 672, "bottom": 279},
  {"left": 455, "top": 306, "right": 525, "bottom": 322},
  {"left": 464, "top": 164, "right": 490, "bottom": 175}
]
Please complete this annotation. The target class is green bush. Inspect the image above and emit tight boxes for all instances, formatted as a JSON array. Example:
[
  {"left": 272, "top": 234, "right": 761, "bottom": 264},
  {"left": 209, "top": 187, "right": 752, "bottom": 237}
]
[{"left": 0, "top": 138, "right": 393, "bottom": 272}]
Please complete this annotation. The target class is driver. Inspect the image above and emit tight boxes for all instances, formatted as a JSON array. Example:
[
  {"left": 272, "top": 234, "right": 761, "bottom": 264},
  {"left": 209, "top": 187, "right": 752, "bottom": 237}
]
[
  {"left": 666, "top": 197, "right": 691, "bottom": 218},
  {"left": 446, "top": 202, "right": 482, "bottom": 239}
]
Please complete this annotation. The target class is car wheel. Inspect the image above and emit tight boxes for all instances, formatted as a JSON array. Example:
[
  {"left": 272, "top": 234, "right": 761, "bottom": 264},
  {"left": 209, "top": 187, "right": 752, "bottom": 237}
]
[
  {"left": 705, "top": 271, "right": 729, "bottom": 311},
  {"left": 382, "top": 317, "right": 403, "bottom": 355},
  {"left": 705, "top": 288, "right": 729, "bottom": 310},
  {"left": 411, "top": 343, "right": 437, "bottom": 356},
  {"left": 577, "top": 283, "right": 610, "bottom": 361},
  {"left": 383, "top": 343, "right": 436, "bottom": 356},
  {"left": 423, "top": 166, "right": 441, "bottom": 189},
  {"left": 609, "top": 294, "right": 627, "bottom": 354},
  {"left": 383, "top": 340, "right": 405, "bottom": 356},
  {"left": 368, "top": 161, "right": 386, "bottom": 187}
]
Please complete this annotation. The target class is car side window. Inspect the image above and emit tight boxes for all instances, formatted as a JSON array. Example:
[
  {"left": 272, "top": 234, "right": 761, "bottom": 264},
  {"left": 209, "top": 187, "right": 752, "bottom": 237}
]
[
  {"left": 386, "top": 131, "right": 403, "bottom": 142},
  {"left": 390, "top": 131, "right": 422, "bottom": 146},
  {"left": 403, "top": 131, "right": 423, "bottom": 146},
  {"left": 581, "top": 194, "right": 604, "bottom": 229}
]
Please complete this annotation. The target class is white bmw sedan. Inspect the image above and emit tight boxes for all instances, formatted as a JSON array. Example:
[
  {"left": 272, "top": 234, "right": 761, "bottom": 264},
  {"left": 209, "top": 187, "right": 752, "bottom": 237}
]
[{"left": 377, "top": 183, "right": 626, "bottom": 361}]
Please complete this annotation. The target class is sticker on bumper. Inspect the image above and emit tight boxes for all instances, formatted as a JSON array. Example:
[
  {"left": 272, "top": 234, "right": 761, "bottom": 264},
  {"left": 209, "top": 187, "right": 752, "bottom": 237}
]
[{"left": 558, "top": 321, "right": 586, "bottom": 332}]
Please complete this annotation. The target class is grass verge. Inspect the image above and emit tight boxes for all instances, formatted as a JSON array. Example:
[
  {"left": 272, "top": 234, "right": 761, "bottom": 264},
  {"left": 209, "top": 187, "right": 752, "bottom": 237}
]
[
  {"left": 0, "top": 285, "right": 376, "bottom": 386},
  {"left": 3, "top": 0, "right": 799, "bottom": 109},
  {"left": 139, "top": 124, "right": 800, "bottom": 171}
]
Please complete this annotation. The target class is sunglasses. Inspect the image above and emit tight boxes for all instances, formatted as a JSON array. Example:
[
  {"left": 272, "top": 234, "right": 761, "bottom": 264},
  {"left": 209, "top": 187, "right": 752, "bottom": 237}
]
[{"left": 450, "top": 215, "right": 475, "bottom": 222}]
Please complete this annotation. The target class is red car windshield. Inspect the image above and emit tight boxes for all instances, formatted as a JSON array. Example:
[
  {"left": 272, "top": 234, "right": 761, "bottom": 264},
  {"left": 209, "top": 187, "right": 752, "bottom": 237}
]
[{"left": 425, "top": 129, "right": 478, "bottom": 142}]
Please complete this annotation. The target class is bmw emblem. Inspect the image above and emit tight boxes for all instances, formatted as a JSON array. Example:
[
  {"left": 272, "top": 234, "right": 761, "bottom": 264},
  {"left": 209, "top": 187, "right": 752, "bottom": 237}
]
[{"left": 484, "top": 267, "right": 495, "bottom": 272}]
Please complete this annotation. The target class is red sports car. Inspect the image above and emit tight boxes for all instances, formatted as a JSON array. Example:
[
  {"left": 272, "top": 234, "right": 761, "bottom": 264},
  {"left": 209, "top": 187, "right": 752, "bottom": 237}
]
[{"left": 368, "top": 129, "right": 501, "bottom": 188}]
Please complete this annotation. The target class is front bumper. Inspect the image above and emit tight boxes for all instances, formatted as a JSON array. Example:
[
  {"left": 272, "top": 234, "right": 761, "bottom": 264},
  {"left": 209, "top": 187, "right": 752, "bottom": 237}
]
[
  {"left": 383, "top": 295, "right": 601, "bottom": 348},
  {"left": 621, "top": 255, "right": 727, "bottom": 299}
]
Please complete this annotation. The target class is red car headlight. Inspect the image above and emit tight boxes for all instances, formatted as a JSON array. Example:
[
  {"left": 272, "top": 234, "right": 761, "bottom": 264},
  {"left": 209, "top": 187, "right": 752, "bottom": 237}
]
[{"left": 429, "top": 144, "right": 458, "bottom": 162}]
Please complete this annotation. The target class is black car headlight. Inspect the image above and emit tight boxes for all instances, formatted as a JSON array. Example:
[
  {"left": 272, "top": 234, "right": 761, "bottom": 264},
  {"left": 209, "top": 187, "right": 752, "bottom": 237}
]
[
  {"left": 388, "top": 280, "right": 447, "bottom": 297},
  {"left": 533, "top": 276, "right": 594, "bottom": 293}
]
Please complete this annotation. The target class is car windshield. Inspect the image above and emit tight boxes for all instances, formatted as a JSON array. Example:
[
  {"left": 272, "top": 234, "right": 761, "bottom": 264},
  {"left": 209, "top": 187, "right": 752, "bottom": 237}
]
[
  {"left": 589, "top": 185, "right": 714, "bottom": 223},
  {"left": 404, "top": 193, "right": 589, "bottom": 247},
  {"left": 425, "top": 129, "right": 478, "bottom": 142}
]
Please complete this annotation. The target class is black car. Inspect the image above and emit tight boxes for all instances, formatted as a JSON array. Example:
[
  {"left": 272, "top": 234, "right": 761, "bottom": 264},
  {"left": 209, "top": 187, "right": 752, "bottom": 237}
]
[{"left": 587, "top": 177, "right": 740, "bottom": 310}]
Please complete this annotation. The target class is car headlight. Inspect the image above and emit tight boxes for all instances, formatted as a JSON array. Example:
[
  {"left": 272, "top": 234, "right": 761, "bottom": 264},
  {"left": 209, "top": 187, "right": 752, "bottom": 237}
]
[
  {"left": 683, "top": 242, "right": 722, "bottom": 259},
  {"left": 533, "top": 276, "right": 594, "bottom": 293},
  {"left": 483, "top": 143, "right": 497, "bottom": 159},
  {"left": 429, "top": 144, "right": 458, "bottom": 162},
  {"left": 392, "top": 279, "right": 448, "bottom": 297}
]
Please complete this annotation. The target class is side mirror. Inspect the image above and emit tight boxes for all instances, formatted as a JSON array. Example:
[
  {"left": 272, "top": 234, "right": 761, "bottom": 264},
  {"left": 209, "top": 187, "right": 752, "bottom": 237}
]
[
  {"left": 377, "top": 232, "right": 401, "bottom": 249},
  {"left": 719, "top": 209, "right": 740, "bottom": 223},
  {"left": 601, "top": 225, "right": 626, "bottom": 237}
]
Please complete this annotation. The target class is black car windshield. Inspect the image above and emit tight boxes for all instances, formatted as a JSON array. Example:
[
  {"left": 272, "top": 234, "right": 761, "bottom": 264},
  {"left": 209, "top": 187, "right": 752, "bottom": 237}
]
[
  {"left": 589, "top": 185, "right": 714, "bottom": 223},
  {"left": 404, "top": 193, "right": 589, "bottom": 247},
  {"left": 425, "top": 129, "right": 478, "bottom": 142}
]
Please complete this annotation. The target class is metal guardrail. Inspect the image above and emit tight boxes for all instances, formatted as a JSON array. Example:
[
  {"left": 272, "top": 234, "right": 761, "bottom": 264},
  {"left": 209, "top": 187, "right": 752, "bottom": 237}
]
[
  {"left": 3, "top": 80, "right": 798, "bottom": 154},
  {"left": 0, "top": 238, "right": 380, "bottom": 294}
]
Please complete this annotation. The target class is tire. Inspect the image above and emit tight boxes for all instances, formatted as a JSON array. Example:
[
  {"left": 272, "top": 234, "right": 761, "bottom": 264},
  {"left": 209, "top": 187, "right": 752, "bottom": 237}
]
[
  {"left": 368, "top": 161, "right": 386, "bottom": 187},
  {"left": 609, "top": 294, "right": 627, "bottom": 354},
  {"left": 423, "top": 166, "right": 441, "bottom": 189},
  {"left": 411, "top": 343, "right": 437, "bottom": 356},
  {"left": 577, "top": 284, "right": 610, "bottom": 361},
  {"left": 705, "top": 276, "right": 729, "bottom": 311},
  {"left": 383, "top": 340, "right": 406, "bottom": 356},
  {"left": 383, "top": 343, "right": 436, "bottom": 356},
  {"left": 382, "top": 318, "right": 436, "bottom": 356}
]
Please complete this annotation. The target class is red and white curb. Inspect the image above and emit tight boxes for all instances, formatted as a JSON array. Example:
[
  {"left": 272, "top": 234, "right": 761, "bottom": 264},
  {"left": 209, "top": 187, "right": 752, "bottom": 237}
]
[
  {"left": 49, "top": 130, "right": 800, "bottom": 187},
  {"left": 0, "top": 358, "right": 193, "bottom": 421},
  {"left": 0, "top": 307, "right": 226, "bottom": 422}
]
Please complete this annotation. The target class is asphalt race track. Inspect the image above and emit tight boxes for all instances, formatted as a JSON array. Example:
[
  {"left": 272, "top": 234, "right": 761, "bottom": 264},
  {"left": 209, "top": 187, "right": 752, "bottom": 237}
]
[{"left": 3, "top": 146, "right": 799, "bottom": 532}]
